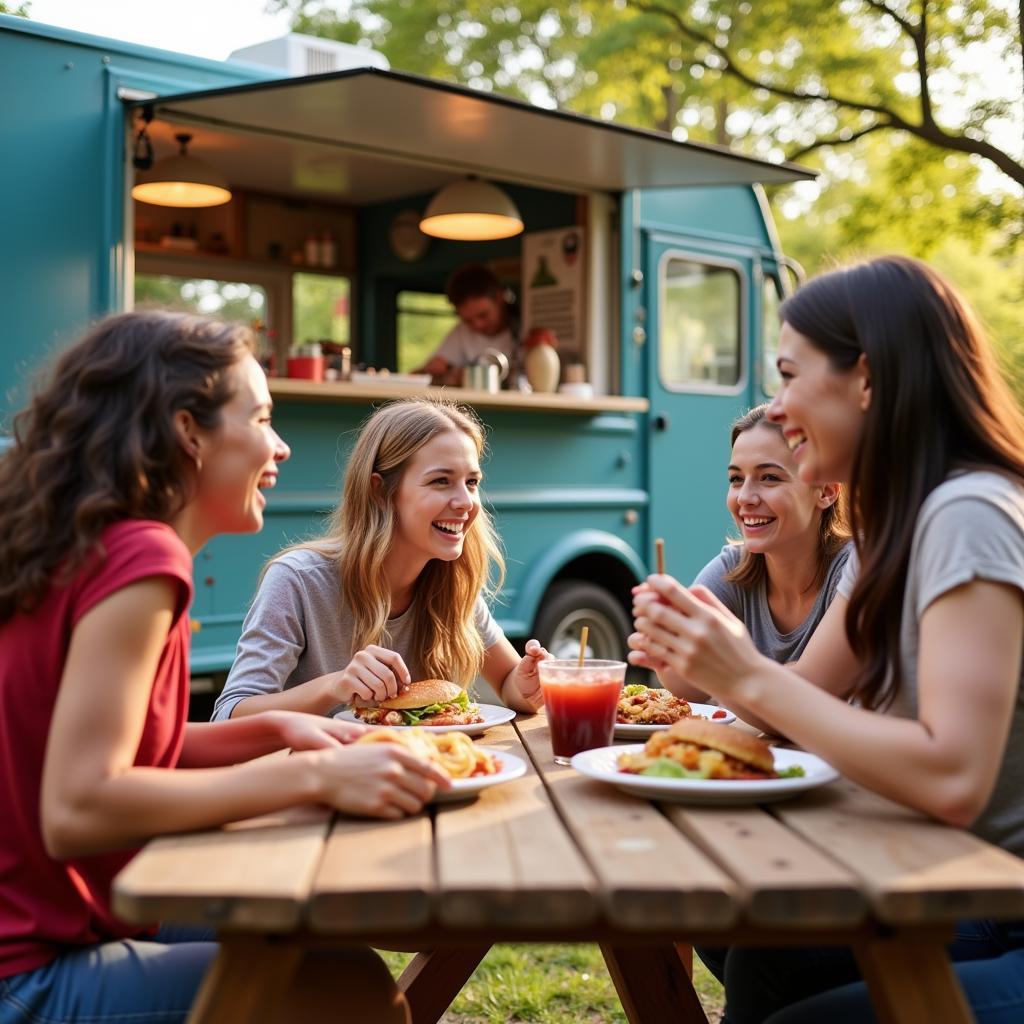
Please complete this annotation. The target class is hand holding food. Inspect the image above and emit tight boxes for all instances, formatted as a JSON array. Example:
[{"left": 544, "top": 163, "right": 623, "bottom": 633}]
[
  {"left": 617, "top": 719, "right": 804, "bottom": 781},
  {"left": 352, "top": 678, "right": 484, "bottom": 727},
  {"left": 320, "top": 645, "right": 413, "bottom": 705},
  {"left": 630, "top": 576, "right": 766, "bottom": 702},
  {"left": 310, "top": 740, "right": 451, "bottom": 818}
]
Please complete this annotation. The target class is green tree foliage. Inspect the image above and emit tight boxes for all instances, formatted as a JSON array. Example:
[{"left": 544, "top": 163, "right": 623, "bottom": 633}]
[
  {"left": 0, "top": 2, "right": 31, "bottom": 14},
  {"left": 272, "top": 0, "right": 1023, "bottom": 398}
]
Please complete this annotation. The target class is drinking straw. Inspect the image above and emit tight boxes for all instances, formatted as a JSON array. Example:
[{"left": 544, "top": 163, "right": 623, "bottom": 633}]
[
  {"left": 578, "top": 625, "right": 589, "bottom": 667},
  {"left": 655, "top": 537, "right": 666, "bottom": 575}
]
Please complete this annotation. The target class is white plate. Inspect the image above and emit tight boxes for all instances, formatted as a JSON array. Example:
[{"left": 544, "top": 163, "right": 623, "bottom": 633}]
[
  {"left": 571, "top": 744, "right": 839, "bottom": 805},
  {"left": 614, "top": 702, "right": 736, "bottom": 739},
  {"left": 433, "top": 748, "right": 527, "bottom": 803},
  {"left": 336, "top": 702, "right": 516, "bottom": 737}
]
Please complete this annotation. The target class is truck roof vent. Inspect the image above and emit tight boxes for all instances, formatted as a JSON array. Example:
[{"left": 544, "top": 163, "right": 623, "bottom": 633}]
[{"left": 228, "top": 33, "right": 389, "bottom": 78}]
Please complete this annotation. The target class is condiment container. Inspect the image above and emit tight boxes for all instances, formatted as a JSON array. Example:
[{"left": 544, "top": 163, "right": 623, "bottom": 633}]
[{"left": 524, "top": 328, "right": 560, "bottom": 393}]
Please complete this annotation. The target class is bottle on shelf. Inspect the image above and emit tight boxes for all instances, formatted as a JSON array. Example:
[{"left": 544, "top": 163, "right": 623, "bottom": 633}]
[
  {"left": 523, "top": 328, "right": 561, "bottom": 393},
  {"left": 320, "top": 231, "right": 337, "bottom": 269},
  {"left": 304, "top": 234, "right": 320, "bottom": 267}
]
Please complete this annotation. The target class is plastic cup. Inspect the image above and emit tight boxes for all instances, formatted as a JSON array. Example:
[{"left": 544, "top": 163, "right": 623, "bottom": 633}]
[{"left": 538, "top": 659, "right": 627, "bottom": 765}]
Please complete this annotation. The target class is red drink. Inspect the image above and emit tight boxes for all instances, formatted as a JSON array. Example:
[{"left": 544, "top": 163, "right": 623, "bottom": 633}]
[{"left": 539, "top": 660, "right": 626, "bottom": 765}]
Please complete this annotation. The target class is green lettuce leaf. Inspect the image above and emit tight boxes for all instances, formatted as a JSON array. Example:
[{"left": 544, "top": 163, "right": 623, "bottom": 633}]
[
  {"left": 640, "top": 758, "right": 710, "bottom": 780},
  {"left": 399, "top": 689, "right": 470, "bottom": 725},
  {"left": 775, "top": 765, "right": 806, "bottom": 778},
  {"left": 622, "top": 683, "right": 650, "bottom": 697}
]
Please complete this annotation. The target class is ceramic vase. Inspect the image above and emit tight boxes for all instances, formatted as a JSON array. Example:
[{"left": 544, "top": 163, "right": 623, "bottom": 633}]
[{"left": 525, "top": 343, "right": 560, "bottom": 393}]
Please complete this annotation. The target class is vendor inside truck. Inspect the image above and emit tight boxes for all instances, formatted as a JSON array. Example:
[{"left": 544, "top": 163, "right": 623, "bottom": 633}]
[{"left": 413, "top": 263, "right": 520, "bottom": 387}]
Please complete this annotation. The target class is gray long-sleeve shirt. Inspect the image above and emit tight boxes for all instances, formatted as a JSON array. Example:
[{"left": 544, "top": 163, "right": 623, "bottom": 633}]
[{"left": 212, "top": 547, "right": 503, "bottom": 721}]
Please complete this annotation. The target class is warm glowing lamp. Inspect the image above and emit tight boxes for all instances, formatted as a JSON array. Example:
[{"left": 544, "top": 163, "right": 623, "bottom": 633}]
[
  {"left": 419, "top": 176, "right": 523, "bottom": 240},
  {"left": 131, "top": 133, "right": 232, "bottom": 208}
]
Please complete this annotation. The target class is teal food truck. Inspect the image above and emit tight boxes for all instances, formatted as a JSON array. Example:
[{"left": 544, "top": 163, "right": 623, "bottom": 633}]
[{"left": 1, "top": 15, "right": 812, "bottom": 689}]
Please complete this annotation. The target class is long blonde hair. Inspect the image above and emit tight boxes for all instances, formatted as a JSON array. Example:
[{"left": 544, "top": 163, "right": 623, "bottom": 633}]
[{"left": 286, "top": 398, "right": 504, "bottom": 685}]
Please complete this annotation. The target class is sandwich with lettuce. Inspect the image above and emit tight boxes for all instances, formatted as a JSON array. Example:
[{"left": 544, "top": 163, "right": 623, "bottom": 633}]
[{"left": 352, "top": 678, "right": 483, "bottom": 727}]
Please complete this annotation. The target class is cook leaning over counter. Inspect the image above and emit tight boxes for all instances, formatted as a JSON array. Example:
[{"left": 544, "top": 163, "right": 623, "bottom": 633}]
[{"left": 413, "top": 263, "right": 519, "bottom": 387}]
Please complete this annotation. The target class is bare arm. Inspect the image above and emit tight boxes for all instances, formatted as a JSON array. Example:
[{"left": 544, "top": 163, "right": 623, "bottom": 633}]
[
  {"left": 633, "top": 575, "right": 1024, "bottom": 825},
  {"left": 40, "top": 579, "right": 450, "bottom": 858},
  {"left": 481, "top": 636, "right": 547, "bottom": 713}
]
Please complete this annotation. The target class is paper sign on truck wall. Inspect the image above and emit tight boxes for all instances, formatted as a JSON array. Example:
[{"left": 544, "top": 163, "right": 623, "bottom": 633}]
[{"left": 520, "top": 227, "right": 586, "bottom": 361}]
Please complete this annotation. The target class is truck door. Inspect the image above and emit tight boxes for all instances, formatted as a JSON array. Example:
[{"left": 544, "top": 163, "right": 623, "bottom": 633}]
[{"left": 644, "top": 235, "right": 756, "bottom": 583}]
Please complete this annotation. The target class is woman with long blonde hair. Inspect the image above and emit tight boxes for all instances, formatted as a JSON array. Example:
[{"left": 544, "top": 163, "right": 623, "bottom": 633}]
[{"left": 214, "top": 397, "right": 548, "bottom": 720}]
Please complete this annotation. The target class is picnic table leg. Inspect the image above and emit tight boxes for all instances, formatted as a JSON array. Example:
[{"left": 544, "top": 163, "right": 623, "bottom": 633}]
[
  {"left": 854, "top": 931, "right": 973, "bottom": 1024},
  {"left": 187, "top": 935, "right": 303, "bottom": 1024},
  {"left": 601, "top": 943, "right": 708, "bottom": 1024},
  {"left": 397, "top": 945, "right": 491, "bottom": 1024}
]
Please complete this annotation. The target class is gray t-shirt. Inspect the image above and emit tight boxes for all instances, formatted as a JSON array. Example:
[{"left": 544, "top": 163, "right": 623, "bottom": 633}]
[
  {"left": 837, "top": 471, "right": 1024, "bottom": 856},
  {"left": 212, "top": 548, "right": 504, "bottom": 721},
  {"left": 693, "top": 542, "right": 852, "bottom": 664}
]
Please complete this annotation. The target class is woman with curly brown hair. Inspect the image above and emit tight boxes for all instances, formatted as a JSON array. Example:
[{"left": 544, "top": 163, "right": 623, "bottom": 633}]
[
  {"left": 631, "top": 257, "right": 1024, "bottom": 1023},
  {"left": 0, "top": 310, "right": 448, "bottom": 1024}
]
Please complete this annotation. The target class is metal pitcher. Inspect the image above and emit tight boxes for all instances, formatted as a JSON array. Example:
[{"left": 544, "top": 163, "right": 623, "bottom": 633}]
[{"left": 463, "top": 348, "right": 510, "bottom": 393}]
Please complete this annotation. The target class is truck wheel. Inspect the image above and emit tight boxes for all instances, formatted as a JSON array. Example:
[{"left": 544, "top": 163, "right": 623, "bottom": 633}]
[{"left": 532, "top": 580, "right": 632, "bottom": 662}]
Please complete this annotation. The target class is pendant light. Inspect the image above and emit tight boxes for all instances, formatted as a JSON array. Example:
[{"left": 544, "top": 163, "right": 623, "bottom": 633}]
[
  {"left": 132, "top": 133, "right": 232, "bottom": 209},
  {"left": 419, "top": 176, "right": 523, "bottom": 241}
]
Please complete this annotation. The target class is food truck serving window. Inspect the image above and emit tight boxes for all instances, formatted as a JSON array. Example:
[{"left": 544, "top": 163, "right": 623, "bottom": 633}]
[{"left": 658, "top": 257, "right": 742, "bottom": 393}]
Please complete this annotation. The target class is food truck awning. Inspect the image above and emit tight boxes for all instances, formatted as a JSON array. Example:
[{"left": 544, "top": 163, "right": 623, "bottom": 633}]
[{"left": 133, "top": 67, "right": 814, "bottom": 203}]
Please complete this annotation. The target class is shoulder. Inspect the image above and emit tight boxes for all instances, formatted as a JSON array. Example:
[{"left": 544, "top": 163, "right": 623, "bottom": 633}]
[
  {"left": 694, "top": 544, "right": 742, "bottom": 583},
  {"left": 920, "top": 471, "right": 1024, "bottom": 529},
  {"left": 262, "top": 547, "right": 339, "bottom": 593}
]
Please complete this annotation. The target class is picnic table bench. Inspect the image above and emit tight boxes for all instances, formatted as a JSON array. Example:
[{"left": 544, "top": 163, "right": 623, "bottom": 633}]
[{"left": 113, "top": 713, "right": 1024, "bottom": 1023}]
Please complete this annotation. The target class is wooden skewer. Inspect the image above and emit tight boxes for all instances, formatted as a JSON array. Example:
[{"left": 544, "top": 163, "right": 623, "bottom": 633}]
[
  {"left": 655, "top": 537, "right": 665, "bottom": 575},
  {"left": 578, "top": 625, "right": 589, "bottom": 667}
]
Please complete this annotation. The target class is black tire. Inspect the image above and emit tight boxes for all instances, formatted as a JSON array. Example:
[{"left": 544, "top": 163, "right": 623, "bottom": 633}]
[{"left": 532, "top": 579, "right": 632, "bottom": 662}]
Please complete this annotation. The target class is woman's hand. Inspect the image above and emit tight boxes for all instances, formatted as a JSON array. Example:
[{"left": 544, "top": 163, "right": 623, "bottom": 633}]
[
  {"left": 630, "top": 575, "right": 767, "bottom": 702},
  {"left": 267, "top": 710, "right": 369, "bottom": 751},
  {"left": 319, "top": 646, "right": 413, "bottom": 705},
  {"left": 504, "top": 638, "right": 550, "bottom": 710},
  {"left": 311, "top": 742, "right": 451, "bottom": 819}
]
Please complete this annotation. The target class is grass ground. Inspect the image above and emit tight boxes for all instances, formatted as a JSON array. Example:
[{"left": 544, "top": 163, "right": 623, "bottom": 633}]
[{"left": 378, "top": 944, "right": 725, "bottom": 1022}]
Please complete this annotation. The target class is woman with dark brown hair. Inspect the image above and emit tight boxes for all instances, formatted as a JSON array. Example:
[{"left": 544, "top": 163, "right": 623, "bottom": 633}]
[
  {"left": 631, "top": 256, "right": 1024, "bottom": 1022},
  {"left": 0, "top": 310, "right": 447, "bottom": 1024}
]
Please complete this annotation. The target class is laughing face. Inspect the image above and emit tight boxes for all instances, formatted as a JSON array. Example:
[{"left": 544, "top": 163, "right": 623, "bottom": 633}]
[
  {"left": 389, "top": 428, "right": 481, "bottom": 569},
  {"left": 189, "top": 354, "right": 290, "bottom": 540},
  {"left": 727, "top": 423, "right": 836, "bottom": 557},
  {"left": 767, "top": 322, "right": 870, "bottom": 486}
]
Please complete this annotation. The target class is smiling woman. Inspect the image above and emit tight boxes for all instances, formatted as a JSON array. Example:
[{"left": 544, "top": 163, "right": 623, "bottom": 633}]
[
  {"left": 636, "top": 403, "right": 850, "bottom": 705},
  {"left": 212, "top": 397, "right": 552, "bottom": 725}
]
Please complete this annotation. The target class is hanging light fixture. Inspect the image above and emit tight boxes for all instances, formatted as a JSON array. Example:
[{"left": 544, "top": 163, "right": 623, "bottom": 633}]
[
  {"left": 419, "top": 176, "right": 523, "bottom": 241},
  {"left": 132, "top": 132, "right": 232, "bottom": 209}
]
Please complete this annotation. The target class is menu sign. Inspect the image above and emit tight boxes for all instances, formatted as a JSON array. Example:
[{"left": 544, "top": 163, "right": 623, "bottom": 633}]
[{"left": 520, "top": 227, "right": 585, "bottom": 360}]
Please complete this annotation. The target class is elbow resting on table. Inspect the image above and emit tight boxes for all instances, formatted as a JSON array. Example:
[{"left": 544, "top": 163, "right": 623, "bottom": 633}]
[{"left": 915, "top": 777, "right": 988, "bottom": 831}]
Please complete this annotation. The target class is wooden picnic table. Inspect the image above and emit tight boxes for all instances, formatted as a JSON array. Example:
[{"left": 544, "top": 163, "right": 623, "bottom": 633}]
[{"left": 113, "top": 712, "right": 1024, "bottom": 1024}]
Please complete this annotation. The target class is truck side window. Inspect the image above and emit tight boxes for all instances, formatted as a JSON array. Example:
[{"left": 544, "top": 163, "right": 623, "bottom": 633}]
[
  {"left": 659, "top": 258, "right": 742, "bottom": 390},
  {"left": 396, "top": 291, "right": 459, "bottom": 372},
  {"left": 761, "top": 273, "right": 783, "bottom": 397}
]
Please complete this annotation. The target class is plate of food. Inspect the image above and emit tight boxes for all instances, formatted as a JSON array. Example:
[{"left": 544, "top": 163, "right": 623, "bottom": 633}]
[
  {"left": 571, "top": 719, "right": 838, "bottom": 805},
  {"left": 615, "top": 683, "right": 735, "bottom": 738},
  {"left": 336, "top": 678, "right": 516, "bottom": 736},
  {"left": 354, "top": 729, "right": 526, "bottom": 802}
]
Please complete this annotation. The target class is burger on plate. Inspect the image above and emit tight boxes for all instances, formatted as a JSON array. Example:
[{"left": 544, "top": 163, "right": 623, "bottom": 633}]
[
  {"left": 617, "top": 718, "right": 803, "bottom": 780},
  {"left": 352, "top": 678, "right": 484, "bottom": 727}
]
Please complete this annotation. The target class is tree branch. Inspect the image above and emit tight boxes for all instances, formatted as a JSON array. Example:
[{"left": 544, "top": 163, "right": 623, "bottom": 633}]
[
  {"left": 785, "top": 122, "right": 890, "bottom": 162},
  {"left": 860, "top": 0, "right": 920, "bottom": 41},
  {"left": 628, "top": 0, "right": 1024, "bottom": 189}
]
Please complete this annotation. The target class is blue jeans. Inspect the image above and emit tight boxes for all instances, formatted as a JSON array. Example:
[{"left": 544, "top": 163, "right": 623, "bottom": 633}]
[
  {"left": 698, "top": 919, "right": 1024, "bottom": 1024},
  {"left": 0, "top": 925, "right": 217, "bottom": 1024}
]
